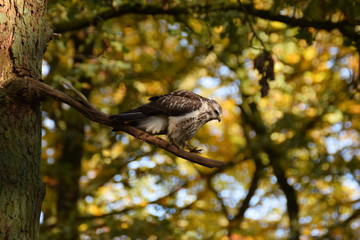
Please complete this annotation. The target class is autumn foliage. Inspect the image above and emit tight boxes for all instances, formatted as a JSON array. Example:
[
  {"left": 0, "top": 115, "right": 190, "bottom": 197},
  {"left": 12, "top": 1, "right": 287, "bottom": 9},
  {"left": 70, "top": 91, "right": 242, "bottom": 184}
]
[{"left": 39, "top": 1, "right": 359, "bottom": 240}]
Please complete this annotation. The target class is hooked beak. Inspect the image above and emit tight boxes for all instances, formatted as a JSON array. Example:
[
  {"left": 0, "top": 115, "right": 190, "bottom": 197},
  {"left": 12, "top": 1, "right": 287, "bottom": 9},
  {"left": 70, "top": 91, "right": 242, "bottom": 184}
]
[{"left": 217, "top": 117, "right": 221, "bottom": 122}]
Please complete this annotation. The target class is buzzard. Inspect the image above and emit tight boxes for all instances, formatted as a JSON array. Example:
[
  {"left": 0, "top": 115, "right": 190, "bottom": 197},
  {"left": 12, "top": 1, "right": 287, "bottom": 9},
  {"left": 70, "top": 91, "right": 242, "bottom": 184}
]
[{"left": 110, "top": 90, "right": 222, "bottom": 152}]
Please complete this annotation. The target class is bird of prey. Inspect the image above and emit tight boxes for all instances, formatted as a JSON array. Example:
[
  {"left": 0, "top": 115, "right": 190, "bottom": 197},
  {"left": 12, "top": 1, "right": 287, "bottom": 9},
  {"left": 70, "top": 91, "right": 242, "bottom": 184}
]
[{"left": 110, "top": 90, "right": 222, "bottom": 153}]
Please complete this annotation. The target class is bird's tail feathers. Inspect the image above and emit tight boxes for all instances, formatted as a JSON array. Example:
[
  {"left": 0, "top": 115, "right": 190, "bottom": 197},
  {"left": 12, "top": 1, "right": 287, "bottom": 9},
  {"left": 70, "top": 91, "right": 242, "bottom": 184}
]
[{"left": 109, "top": 112, "right": 149, "bottom": 121}]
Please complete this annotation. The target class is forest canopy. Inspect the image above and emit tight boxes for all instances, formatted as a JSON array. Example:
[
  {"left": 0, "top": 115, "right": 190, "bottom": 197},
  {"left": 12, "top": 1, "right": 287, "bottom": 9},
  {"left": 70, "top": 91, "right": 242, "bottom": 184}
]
[{"left": 39, "top": 0, "right": 359, "bottom": 239}]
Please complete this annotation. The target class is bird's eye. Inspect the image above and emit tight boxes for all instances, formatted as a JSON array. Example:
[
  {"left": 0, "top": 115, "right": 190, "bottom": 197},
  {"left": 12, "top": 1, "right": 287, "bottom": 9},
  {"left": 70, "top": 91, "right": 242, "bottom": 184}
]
[{"left": 214, "top": 110, "right": 219, "bottom": 115}]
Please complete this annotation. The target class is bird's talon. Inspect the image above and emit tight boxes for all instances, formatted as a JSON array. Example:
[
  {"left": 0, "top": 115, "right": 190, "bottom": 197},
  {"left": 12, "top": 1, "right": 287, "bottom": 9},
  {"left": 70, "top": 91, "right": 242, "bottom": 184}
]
[{"left": 190, "top": 147, "right": 203, "bottom": 153}]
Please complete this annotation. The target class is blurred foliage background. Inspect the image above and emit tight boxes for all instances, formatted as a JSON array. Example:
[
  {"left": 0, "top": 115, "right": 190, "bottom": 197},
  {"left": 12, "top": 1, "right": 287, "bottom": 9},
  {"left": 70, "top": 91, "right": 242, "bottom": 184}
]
[{"left": 40, "top": 0, "right": 359, "bottom": 239}]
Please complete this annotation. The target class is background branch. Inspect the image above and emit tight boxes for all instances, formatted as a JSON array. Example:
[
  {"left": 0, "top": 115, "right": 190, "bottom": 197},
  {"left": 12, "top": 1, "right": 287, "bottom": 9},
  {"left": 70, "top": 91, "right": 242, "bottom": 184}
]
[
  {"left": 31, "top": 79, "right": 225, "bottom": 169},
  {"left": 78, "top": 180, "right": 187, "bottom": 221},
  {"left": 319, "top": 208, "right": 360, "bottom": 240},
  {"left": 52, "top": 2, "right": 358, "bottom": 40},
  {"left": 228, "top": 155, "right": 263, "bottom": 234},
  {"left": 240, "top": 100, "right": 300, "bottom": 240}
]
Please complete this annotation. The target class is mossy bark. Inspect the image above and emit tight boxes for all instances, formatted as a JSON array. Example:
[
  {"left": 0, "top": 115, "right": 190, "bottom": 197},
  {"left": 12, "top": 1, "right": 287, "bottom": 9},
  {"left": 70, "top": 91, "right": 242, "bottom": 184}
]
[{"left": 0, "top": 1, "right": 52, "bottom": 239}]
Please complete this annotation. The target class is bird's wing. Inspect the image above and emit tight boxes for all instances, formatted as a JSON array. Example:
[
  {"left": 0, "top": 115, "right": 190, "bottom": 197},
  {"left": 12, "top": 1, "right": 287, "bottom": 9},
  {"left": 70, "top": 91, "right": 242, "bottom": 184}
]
[
  {"left": 145, "top": 90, "right": 203, "bottom": 116},
  {"left": 110, "top": 90, "right": 203, "bottom": 121}
]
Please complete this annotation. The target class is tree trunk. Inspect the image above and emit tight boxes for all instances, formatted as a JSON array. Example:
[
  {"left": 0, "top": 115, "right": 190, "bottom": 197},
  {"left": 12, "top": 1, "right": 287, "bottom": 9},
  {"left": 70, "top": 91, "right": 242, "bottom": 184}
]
[{"left": 0, "top": 1, "right": 52, "bottom": 239}]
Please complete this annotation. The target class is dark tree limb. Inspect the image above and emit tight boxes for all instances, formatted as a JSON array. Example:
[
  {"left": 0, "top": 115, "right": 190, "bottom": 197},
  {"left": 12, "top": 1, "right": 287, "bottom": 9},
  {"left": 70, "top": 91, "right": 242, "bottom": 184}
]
[
  {"left": 206, "top": 176, "right": 229, "bottom": 217},
  {"left": 80, "top": 151, "right": 153, "bottom": 197},
  {"left": 228, "top": 156, "right": 263, "bottom": 233},
  {"left": 52, "top": 2, "right": 358, "bottom": 41},
  {"left": 40, "top": 179, "right": 188, "bottom": 232},
  {"left": 78, "top": 180, "right": 188, "bottom": 221},
  {"left": 270, "top": 159, "right": 300, "bottom": 240},
  {"left": 319, "top": 208, "right": 360, "bottom": 240},
  {"left": 226, "top": 110, "right": 266, "bottom": 234},
  {"left": 30, "top": 79, "right": 225, "bottom": 169},
  {"left": 240, "top": 100, "right": 300, "bottom": 240}
]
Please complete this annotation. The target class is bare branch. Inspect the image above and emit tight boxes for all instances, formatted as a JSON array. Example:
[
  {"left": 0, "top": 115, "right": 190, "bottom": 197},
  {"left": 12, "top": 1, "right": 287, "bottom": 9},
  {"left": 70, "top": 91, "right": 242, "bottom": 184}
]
[
  {"left": 319, "top": 208, "right": 360, "bottom": 240},
  {"left": 228, "top": 158, "right": 262, "bottom": 233},
  {"left": 31, "top": 79, "right": 225, "bottom": 169},
  {"left": 240, "top": 100, "right": 300, "bottom": 240},
  {"left": 78, "top": 180, "right": 187, "bottom": 221},
  {"left": 271, "top": 160, "right": 300, "bottom": 240},
  {"left": 52, "top": 2, "right": 358, "bottom": 41}
]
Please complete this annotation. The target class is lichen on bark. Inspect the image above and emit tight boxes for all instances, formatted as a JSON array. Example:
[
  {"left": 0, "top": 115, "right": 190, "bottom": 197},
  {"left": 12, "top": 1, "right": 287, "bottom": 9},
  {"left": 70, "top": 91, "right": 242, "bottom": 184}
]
[{"left": 0, "top": 1, "right": 52, "bottom": 239}]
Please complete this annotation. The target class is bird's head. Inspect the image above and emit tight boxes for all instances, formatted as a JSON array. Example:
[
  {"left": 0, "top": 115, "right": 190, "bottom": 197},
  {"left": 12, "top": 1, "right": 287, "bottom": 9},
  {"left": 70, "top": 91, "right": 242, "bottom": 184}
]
[{"left": 209, "top": 99, "right": 222, "bottom": 122}]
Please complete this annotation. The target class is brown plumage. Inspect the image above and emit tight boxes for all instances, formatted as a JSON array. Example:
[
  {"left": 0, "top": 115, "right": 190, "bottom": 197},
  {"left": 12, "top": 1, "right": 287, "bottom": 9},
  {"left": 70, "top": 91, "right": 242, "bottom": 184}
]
[{"left": 110, "top": 90, "right": 222, "bottom": 152}]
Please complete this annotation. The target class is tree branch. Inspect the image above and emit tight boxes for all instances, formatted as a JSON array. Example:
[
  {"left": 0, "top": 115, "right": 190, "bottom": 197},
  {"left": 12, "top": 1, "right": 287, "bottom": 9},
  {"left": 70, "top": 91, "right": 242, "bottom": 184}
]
[
  {"left": 319, "top": 208, "right": 360, "bottom": 240},
  {"left": 78, "top": 180, "right": 187, "bottom": 221},
  {"left": 30, "top": 79, "right": 225, "bottom": 168},
  {"left": 228, "top": 156, "right": 263, "bottom": 233},
  {"left": 80, "top": 151, "right": 151, "bottom": 197},
  {"left": 270, "top": 159, "right": 300, "bottom": 240},
  {"left": 52, "top": 2, "right": 358, "bottom": 40},
  {"left": 240, "top": 100, "right": 300, "bottom": 240}
]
